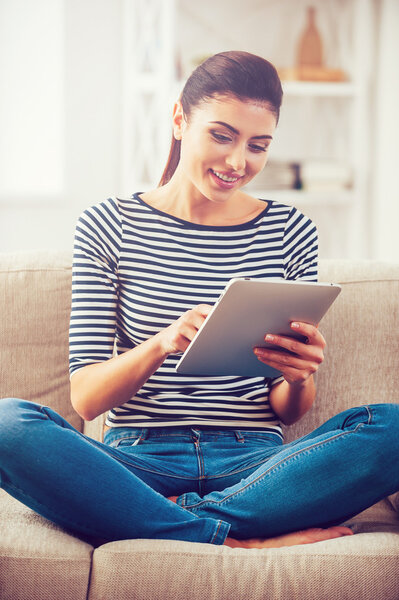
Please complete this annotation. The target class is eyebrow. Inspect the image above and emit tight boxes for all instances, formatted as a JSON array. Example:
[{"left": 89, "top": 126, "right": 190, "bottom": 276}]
[{"left": 209, "top": 121, "right": 273, "bottom": 140}]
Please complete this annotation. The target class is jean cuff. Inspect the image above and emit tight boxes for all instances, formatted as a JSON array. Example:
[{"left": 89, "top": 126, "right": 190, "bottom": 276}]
[
  {"left": 210, "top": 519, "right": 231, "bottom": 545},
  {"left": 176, "top": 494, "right": 230, "bottom": 544},
  {"left": 176, "top": 491, "right": 201, "bottom": 509}
]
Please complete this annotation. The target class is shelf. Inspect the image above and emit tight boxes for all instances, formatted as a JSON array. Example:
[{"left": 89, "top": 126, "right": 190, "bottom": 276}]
[
  {"left": 244, "top": 188, "right": 355, "bottom": 206},
  {"left": 281, "top": 81, "right": 357, "bottom": 97},
  {"left": 174, "top": 79, "right": 357, "bottom": 99}
]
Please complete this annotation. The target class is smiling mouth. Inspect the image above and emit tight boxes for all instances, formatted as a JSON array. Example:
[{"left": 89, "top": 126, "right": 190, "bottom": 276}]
[{"left": 210, "top": 169, "right": 242, "bottom": 183}]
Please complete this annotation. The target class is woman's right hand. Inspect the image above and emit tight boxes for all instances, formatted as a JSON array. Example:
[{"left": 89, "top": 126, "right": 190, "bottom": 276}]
[{"left": 156, "top": 304, "right": 213, "bottom": 356}]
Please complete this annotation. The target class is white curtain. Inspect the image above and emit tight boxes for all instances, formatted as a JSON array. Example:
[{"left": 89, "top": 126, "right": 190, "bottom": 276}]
[{"left": 371, "top": 0, "right": 399, "bottom": 259}]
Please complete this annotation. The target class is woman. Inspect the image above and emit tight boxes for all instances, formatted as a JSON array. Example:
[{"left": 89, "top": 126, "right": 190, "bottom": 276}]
[{"left": 1, "top": 51, "right": 398, "bottom": 549}]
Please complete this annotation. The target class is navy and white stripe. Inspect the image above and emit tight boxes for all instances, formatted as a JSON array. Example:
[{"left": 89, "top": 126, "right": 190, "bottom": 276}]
[{"left": 69, "top": 193, "right": 318, "bottom": 438}]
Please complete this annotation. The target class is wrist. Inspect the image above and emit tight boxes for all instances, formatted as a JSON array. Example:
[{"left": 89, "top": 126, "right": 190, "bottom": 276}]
[
  {"left": 153, "top": 330, "right": 173, "bottom": 360},
  {"left": 285, "top": 374, "right": 314, "bottom": 391},
  {"left": 285, "top": 374, "right": 316, "bottom": 395}
]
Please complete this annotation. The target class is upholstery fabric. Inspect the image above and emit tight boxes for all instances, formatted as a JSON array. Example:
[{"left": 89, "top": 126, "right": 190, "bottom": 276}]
[
  {"left": 0, "top": 252, "right": 398, "bottom": 600},
  {"left": 283, "top": 259, "right": 399, "bottom": 443},
  {"left": 89, "top": 530, "right": 399, "bottom": 600},
  {"left": 0, "top": 251, "right": 81, "bottom": 431},
  {"left": 0, "top": 490, "right": 92, "bottom": 600}
]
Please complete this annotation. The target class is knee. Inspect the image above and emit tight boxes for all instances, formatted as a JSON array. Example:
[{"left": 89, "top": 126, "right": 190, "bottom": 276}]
[
  {"left": 0, "top": 397, "right": 24, "bottom": 421},
  {"left": 368, "top": 403, "right": 399, "bottom": 448},
  {"left": 0, "top": 398, "right": 41, "bottom": 443},
  {"left": 370, "top": 402, "right": 399, "bottom": 422},
  {"left": 0, "top": 396, "right": 38, "bottom": 418}
]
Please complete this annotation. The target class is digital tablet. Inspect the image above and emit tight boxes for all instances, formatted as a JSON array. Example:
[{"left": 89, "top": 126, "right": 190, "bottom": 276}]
[{"left": 175, "top": 278, "right": 341, "bottom": 378}]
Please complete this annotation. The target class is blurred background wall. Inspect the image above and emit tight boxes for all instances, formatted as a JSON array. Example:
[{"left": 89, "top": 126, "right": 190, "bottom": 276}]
[{"left": 0, "top": 0, "right": 398, "bottom": 260}]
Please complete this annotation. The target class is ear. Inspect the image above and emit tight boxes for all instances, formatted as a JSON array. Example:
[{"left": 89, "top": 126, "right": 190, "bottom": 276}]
[{"left": 172, "top": 100, "right": 185, "bottom": 140}]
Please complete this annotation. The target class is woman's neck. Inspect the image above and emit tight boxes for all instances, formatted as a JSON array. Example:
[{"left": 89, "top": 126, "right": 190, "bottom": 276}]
[{"left": 139, "top": 175, "right": 266, "bottom": 226}]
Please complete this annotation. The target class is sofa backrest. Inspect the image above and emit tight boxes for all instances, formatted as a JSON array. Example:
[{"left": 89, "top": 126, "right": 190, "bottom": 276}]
[
  {"left": 284, "top": 259, "right": 399, "bottom": 442},
  {"left": 0, "top": 252, "right": 398, "bottom": 441},
  {"left": 0, "top": 251, "right": 81, "bottom": 431}
]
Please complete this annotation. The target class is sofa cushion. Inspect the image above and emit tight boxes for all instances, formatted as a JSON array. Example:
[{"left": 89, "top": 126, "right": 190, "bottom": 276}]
[
  {"left": 87, "top": 474, "right": 399, "bottom": 600},
  {"left": 89, "top": 528, "right": 399, "bottom": 600},
  {"left": 0, "top": 489, "right": 92, "bottom": 600},
  {"left": 0, "top": 250, "right": 81, "bottom": 431}
]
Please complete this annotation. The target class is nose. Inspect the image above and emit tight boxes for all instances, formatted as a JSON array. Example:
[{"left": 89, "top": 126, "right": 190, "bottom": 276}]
[{"left": 226, "top": 143, "right": 246, "bottom": 173}]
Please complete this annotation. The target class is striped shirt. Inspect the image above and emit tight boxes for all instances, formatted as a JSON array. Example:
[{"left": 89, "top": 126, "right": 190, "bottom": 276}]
[{"left": 69, "top": 193, "right": 318, "bottom": 439}]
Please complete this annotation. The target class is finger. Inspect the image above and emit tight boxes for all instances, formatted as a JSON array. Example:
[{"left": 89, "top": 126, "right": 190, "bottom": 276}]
[
  {"left": 195, "top": 303, "right": 213, "bottom": 317},
  {"left": 172, "top": 323, "right": 201, "bottom": 353},
  {"left": 254, "top": 351, "right": 315, "bottom": 384},
  {"left": 189, "top": 312, "right": 207, "bottom": 331},
  {"left": 264, "top": 333, "right": 320, "bottom": 362},
  {"left": 290, "top": 321, "right": 326, "bottom": 349},
  {"left": 182, "top": 306, "right": 210, "bottom": 331},
  {"left": 254, "top": 347, "right": 313, "bottom": 371},
  {"left": 255, "top": 353, "right": 304, "bottom": 381}
]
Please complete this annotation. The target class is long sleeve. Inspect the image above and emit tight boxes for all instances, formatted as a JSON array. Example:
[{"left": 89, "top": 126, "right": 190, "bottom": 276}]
[
  {"left": 283, "top": 206, "right": 318, "bottom": 282},
  {"left": 69, "top": 198, "right": 122, "bottom": 379}
]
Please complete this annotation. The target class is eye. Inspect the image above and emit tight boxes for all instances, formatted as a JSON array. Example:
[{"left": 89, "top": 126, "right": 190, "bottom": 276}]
[
  {"left": 249, "top": 143, "right": 268, "bottom": 153},
  {"left": 211, "top": 131, "right": 232, "bottom": 143}
]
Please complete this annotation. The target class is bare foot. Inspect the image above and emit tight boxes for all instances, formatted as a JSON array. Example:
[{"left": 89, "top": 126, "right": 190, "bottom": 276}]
[
  {"left": 223, "top": 526, "right": 354, "bottom": 549},
  {"left": 168, "top": 496, "right": 179, "bottom": 504}
]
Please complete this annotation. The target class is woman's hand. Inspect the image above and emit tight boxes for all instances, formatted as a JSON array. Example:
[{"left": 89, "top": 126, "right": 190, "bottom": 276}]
[
  {"left": 156, "top": 304, "right": 213, "bottom": 356},
  {"left": 253, "top": 321, "right": 326, "bottom": 385}
]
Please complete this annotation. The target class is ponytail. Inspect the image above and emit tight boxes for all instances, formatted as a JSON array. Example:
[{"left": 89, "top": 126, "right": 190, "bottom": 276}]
[{"left": 158, "top": 137, "right": 181, "bottom": 187}]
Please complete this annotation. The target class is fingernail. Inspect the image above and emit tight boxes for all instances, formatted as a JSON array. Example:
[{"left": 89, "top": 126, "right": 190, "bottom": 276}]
[
  {"left": 291, "top": 322, "right": 299, "bottom": 329},
  {"left": 265, "top": 334, "right": 274, "bottom": 341}
]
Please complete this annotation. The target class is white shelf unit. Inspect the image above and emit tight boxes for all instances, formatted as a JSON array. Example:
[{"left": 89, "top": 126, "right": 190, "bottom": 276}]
[
  {"left": 243, "top": 76, "right": 360, "bottom": 258},
  {"left": 121, "top": 0, "right": 375, "bottom": 259},
  {"left": 281, "top": 81, "right": 358, "bottom": 97},
  {"left": 120, "top": 0, "right": 176, "bottom": 193}
]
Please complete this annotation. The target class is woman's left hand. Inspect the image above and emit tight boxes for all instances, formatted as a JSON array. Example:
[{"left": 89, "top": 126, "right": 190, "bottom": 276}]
[{"left": 253, "top": 321, "right": 326, "bottom": 385}]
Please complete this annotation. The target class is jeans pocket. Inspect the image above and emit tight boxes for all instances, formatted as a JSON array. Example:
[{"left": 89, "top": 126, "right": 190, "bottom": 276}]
[{"left": 107, "top": 435, "right": 142, "bottom": 448}]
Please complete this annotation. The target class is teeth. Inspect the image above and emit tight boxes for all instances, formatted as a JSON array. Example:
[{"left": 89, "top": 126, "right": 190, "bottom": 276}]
[{"left": 212, "top": 170, "right": 239, "bottom": 183}]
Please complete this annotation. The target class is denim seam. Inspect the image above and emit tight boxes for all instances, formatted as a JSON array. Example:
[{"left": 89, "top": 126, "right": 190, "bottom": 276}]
[
  {"left": 195, "top": 439, "right": 205, "bottom": 481},
  {"left": 181, "top": 420, "right": 368, "bottom": 510},
  {"left": 115, "top": 454, "right": 290, "bottom": 483},
  {"left": 37, "top": 407, "right": 197, "bottom": 481},
  {"left": 209, "top": 519, "right": 230, "bottom": 544},
  {"left": 364, "top": 404, "right": 372, "bottom": 425},
  {"left": 209, "top": 520, "right": 223, "bottom": 544},
  {"left": 107, "top": 431, "right": 281, "bottom": 440},
  {"left": 108, "top": 435, "right": 141, "bottom": 447},
  {"left": 203, "top": 456, "right": 281, "bottom": 481},
  {"left": 104, "top": 444, "right": 200, "bottom": 479},
  {"left": 109, "top": 433, "right": 258, "bottom": 483},
  {"left": 108, "top": 455, "right": 201, "bottom": 480}
]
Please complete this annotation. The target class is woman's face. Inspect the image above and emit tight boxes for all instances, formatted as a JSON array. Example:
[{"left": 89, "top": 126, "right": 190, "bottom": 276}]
[{"left": 173, "top": 94, "right": 277, "bottom": 204}]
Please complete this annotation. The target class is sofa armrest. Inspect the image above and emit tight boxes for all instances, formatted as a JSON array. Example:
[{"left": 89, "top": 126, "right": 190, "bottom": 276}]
[{"left": 83, "top": 413, "right": 106, "bottom": 442}]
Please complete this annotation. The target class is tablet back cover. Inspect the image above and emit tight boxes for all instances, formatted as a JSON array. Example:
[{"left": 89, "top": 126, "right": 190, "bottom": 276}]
[{"left": 175, "top": 279, "right": 341, "bottom": 377}]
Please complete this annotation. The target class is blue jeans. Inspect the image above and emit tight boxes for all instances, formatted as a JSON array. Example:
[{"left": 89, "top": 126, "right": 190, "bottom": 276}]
[{"left": 1, "top": 398, "right": 399, "bottom": 546}]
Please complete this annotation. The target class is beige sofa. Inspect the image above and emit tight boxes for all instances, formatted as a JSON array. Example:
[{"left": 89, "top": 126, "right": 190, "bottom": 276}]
[{"left": 0, "top": 250, "right": 398, "bottom": 600}]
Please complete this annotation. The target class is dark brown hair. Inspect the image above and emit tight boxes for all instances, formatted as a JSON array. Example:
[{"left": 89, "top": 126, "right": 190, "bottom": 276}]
[{"left": 158, "top": 50, "right": 283, "bottom": 186}]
